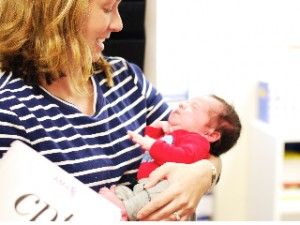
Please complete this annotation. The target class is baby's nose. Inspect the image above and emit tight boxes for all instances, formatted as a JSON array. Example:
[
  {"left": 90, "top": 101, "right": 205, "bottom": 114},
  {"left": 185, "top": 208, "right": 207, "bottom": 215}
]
[{"left": 179, "top": 102, "right": 185, "bottom": 109}]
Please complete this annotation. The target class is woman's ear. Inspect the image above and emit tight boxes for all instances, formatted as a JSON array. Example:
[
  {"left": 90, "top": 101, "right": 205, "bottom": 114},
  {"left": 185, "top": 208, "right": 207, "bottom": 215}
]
[{"left": 205, "top": 130, "right": 221, "bottom": 143}]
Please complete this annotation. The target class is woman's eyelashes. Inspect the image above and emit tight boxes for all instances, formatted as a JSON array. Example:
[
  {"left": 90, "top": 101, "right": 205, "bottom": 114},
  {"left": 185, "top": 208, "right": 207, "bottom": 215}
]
[{"left": 104, "top": 8, "right": 113, "bottom": 13}]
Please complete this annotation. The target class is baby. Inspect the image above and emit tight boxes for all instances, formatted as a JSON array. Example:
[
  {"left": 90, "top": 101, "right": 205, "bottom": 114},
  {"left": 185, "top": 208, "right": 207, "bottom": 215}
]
[{"left": 100, "top": 94, "right": 241, "bottom": 221}]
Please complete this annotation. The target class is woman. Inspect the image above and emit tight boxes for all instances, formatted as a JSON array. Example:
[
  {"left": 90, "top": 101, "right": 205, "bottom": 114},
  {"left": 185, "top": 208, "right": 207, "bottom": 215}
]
[{"left": 0, "top": 0, "right": 221, "bottom": 221}]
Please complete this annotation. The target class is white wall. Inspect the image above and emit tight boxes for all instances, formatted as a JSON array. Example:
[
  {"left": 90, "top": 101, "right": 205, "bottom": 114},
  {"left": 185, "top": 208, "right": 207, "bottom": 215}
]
[{"left": 145, "top": 0, "right": 300, "bottom": 220}]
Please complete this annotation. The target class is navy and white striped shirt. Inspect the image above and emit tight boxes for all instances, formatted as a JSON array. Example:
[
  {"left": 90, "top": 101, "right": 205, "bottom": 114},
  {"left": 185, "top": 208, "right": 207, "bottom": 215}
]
[{"left": 0, "top": 56, "right": 171, "bottom": 192}]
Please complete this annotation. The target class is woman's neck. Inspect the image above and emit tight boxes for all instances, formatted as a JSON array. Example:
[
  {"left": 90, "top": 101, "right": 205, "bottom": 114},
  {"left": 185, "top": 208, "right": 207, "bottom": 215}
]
[{"left": 40, "top": 76, "right": 95, "bottom": 116}]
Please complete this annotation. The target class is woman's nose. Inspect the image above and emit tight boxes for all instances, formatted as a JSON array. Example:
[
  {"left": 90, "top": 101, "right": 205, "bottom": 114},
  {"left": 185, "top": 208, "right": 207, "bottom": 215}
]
[{"left": 110, "top": 11, "right": 123, "bottom": 32}]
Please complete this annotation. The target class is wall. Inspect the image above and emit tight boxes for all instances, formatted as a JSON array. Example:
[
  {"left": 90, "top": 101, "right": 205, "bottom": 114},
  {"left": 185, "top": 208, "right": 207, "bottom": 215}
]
[
  {"left": 104, "top": 0, "right": 145, "bottom": 70},
  {"left": 145, "top": 0, "right": 300, "bottom": 221}
]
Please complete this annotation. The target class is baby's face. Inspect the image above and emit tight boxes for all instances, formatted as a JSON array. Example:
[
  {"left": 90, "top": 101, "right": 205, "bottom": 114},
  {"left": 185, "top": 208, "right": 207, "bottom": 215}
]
[{"left": 168, "top": 96, "right": 222, "bottom": 134}]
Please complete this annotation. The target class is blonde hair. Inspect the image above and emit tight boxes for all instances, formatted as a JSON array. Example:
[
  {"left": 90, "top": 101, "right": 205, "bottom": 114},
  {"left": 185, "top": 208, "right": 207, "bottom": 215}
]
[{"left": 0, "top": 0, "right": 113, "bottom": 89}]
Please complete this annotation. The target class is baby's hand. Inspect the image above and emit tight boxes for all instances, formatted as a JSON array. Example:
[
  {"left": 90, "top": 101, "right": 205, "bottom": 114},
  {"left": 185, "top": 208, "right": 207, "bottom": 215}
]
[{"left": 127, "top": 131, "right": 156, "bottom": 151}]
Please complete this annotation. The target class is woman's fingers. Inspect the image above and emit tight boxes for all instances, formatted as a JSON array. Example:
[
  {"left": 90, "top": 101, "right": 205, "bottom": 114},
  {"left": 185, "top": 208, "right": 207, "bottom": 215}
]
[
  {"left": 137, "top": 184, "right": 194, "bottom": 221},
  {"left": 137, "top": 163, "right": 199, "bottom": 221}
]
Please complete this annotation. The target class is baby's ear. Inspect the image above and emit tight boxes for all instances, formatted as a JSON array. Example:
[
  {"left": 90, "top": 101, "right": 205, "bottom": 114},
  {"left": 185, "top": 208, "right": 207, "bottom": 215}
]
[{"left": 205, "top": 131, "right": 221, "bottom": 143}]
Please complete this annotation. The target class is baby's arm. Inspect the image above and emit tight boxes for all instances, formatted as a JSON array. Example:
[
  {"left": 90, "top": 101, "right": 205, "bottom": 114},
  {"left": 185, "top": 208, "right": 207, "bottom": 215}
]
[
  {"left": 127, "top": 131, "right": 156, "bottom": 151},
  {"left": 150, "top": 121, "right": 171, "bottom": 134}
]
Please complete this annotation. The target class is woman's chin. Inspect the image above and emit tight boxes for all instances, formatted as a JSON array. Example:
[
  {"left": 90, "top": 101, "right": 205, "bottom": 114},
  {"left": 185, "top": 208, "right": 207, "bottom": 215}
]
[{"left": 92, "top": 53, "right": 102, "bottom": 62}]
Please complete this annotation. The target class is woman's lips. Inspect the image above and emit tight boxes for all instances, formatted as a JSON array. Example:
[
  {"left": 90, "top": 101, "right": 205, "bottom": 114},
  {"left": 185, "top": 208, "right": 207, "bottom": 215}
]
[{"left": 96, "top": 39, "right": 105, "bottom": 52}]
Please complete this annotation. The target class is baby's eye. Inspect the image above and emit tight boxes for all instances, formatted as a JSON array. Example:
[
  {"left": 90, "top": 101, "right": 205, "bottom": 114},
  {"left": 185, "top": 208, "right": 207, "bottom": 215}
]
[{"left": 191, "top": 103, "right": 198, "bottom": 110}]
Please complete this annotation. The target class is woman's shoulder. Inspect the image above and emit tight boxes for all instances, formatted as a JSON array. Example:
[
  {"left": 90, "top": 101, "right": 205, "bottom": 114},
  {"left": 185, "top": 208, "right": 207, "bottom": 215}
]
[
  {"left": 104, "top": 56, "right": 143, "bottom": 75},
  {"left": 0, "top": 71, "right": 25, "bottom": 114},
  {"left": 104, "top": 55, "right": 127, "bottom": 65},
  {"left": 104, "top": 56, "right": 129, "bottom": 67},
  {"left": 100, "top": 56, "right": 144, "bottom": 86},
  {"left": 0, "top": 71, "right": 24, "bottom": 93},
  {"left": 0, "top": 71, "right": 37, "bottom": 106}
]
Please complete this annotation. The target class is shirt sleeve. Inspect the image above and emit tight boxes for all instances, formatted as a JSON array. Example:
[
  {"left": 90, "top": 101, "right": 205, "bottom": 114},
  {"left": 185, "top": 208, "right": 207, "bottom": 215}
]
[
  {"left": 0, "top": 105, "right": 28, "bottom": 158},
  {"left": 149, "top": 132, "right": 211, "bottom": 165},
  {"left": 144, "top": 126, "right": 164, "bottom": 138}
]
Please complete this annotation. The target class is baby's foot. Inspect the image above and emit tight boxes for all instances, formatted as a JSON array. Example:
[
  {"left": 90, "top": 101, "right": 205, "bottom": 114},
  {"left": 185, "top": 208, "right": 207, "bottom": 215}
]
[
  {"left": 99, "top": 187, "right": 111, "bottom": 196},
  {"left": 110, "top": 184, "right": 117, "bottom": 193},
  {"left": 99, "top": 187, "right": 128, "bottom": 221}
]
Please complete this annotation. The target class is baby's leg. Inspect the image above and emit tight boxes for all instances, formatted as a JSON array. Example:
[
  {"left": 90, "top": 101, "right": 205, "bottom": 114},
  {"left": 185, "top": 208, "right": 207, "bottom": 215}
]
[
  {"left": 114, "top": 185, "right": 134, "bottom": 201},
  {"left": 120, "top": 179, "right": 170, "bottom": 221},
  {"left": 137, "top": 179, "right": 170, "bottom": 201}
]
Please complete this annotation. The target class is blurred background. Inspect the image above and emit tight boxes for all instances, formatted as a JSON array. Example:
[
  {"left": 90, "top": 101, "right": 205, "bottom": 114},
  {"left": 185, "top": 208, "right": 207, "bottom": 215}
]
[{"left": 104, "top": 0, "right": 300, "bottom": 221}]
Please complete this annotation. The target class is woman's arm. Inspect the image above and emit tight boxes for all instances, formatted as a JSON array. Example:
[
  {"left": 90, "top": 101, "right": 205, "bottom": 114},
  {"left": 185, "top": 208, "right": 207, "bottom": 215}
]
[{"left": 136, "top": 155, "right": 222, "bottom": 221}]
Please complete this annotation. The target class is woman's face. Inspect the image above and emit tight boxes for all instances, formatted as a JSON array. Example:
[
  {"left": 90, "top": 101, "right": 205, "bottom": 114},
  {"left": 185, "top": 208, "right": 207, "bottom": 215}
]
[{"left": 83, "top": 0, "right": 123, "bottom": 62}]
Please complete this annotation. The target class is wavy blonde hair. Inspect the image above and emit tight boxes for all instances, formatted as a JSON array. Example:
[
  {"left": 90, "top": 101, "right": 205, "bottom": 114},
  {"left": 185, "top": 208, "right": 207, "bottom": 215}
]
[{"left": 0, "top": 0, "right": 113, "bottom": 88}]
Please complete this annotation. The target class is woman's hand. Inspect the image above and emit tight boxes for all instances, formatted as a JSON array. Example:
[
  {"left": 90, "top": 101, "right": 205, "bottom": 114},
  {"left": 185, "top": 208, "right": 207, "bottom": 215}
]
[{"left": 137, "top": 158, "right": 221, "bottom": 221}]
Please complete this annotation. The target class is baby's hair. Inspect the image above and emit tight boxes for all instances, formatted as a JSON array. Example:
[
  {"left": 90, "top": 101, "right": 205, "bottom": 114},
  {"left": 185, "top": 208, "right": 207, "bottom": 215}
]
[{"left": 209, "top": 94, "right": 241, "bottom": 156}]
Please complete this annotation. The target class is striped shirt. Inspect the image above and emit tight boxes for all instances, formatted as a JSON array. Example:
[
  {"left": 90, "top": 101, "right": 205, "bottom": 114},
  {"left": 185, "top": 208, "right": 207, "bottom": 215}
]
[{"left": 0, "top": 56, "right": 171, "bottom": 192}]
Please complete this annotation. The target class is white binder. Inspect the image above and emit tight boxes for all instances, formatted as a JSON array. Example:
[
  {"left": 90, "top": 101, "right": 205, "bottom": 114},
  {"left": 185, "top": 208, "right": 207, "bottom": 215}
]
[{"left": 0, "top": 140, "right": 121, "bottom": 222}]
